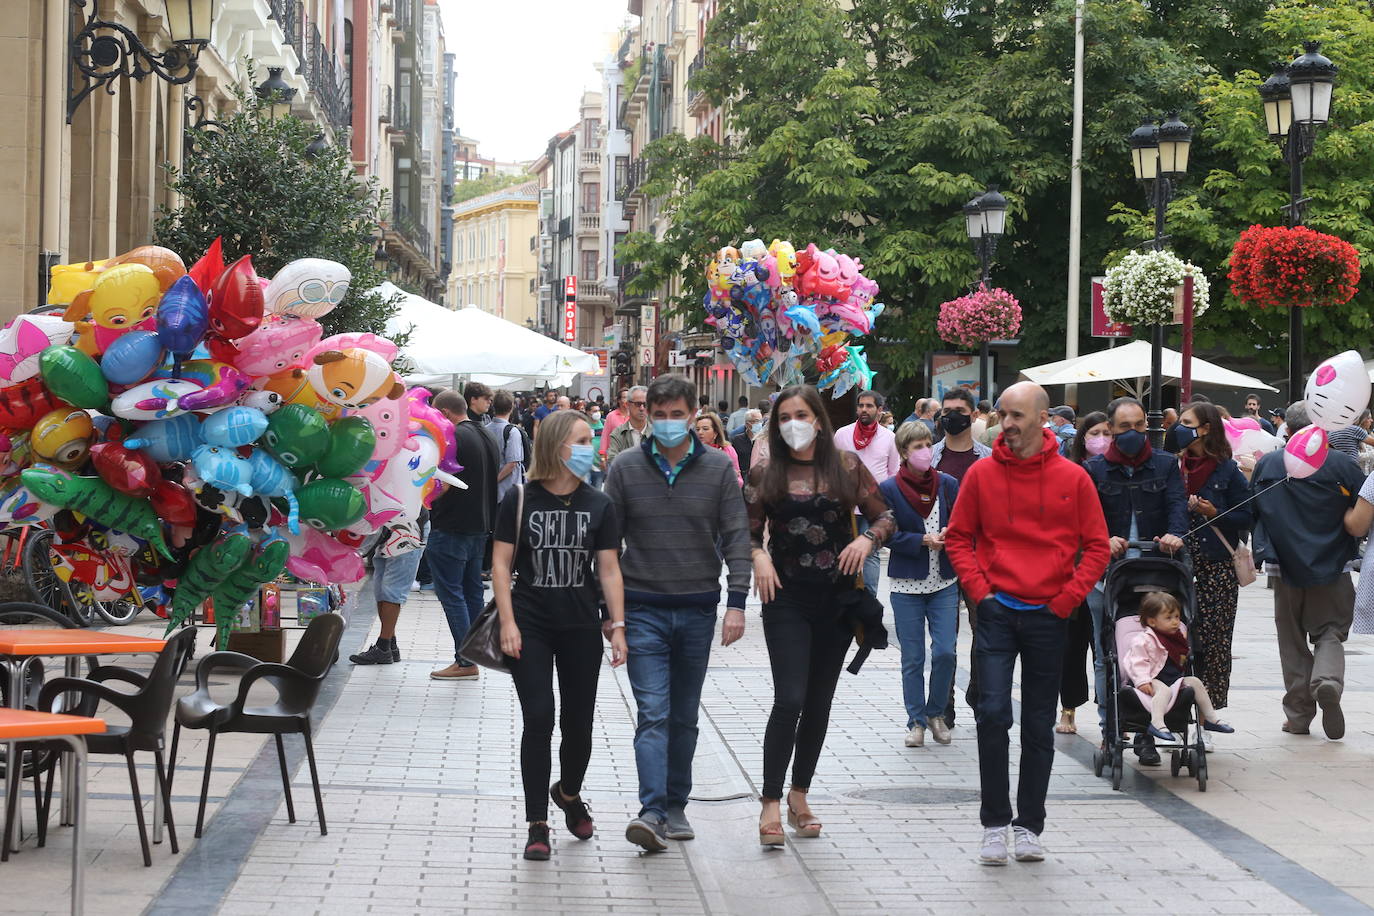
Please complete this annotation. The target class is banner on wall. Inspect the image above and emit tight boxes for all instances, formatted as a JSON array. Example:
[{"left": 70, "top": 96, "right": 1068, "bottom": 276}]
[{"left": 928, "top": 351, "right": 996, "bottom": 401}]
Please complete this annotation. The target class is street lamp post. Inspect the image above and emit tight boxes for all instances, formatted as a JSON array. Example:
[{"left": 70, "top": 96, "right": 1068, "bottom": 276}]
[
  {"left": 1127, "top": 112, "right": 1192, "bottom": 447},
  {"left": 1258, "top": 42, "right": 1337, "bottom": 400},
  {"left": 255, "top": 67, "right": 298, "bottom": 121},
  {"left": 962, "top": 186, "right": 1008, "bottom": 400}
]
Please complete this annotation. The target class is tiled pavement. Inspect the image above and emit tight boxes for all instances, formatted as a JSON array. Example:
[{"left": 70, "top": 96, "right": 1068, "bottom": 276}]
[{"left": 5, "top": 561, "right": 1374, "bottom": 915}]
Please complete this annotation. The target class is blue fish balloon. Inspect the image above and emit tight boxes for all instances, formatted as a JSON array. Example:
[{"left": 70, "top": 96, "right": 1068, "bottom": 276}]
[{"left": 156, "top": 275, "right": 209, "bottom": 380}]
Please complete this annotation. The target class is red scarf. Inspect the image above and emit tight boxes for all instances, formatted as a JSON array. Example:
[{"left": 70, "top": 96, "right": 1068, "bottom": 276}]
[
  {"left": 1105, "top": 436, "right": 1153, "bottom": 468},
  {"left": 1156, "top": 627, "right": 1190, "bottom": 667},
  {"left": 896, "top": 465, "right": 939, "bottom": 518},
  {"left": 852, "top": 420, "right": 879, "bottom": 451},
  {"left": 1180, "top": 453, "right": 1217, "bottom": 497}
]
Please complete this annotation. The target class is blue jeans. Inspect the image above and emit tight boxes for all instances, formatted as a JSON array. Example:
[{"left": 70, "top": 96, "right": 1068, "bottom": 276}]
[
  {"left": 974, "top": 598, "right": 1067, "bottom": 836},
  {"left": 427, "top": 529, "right": 488, "bottom": 663},
  {"left": 890, "top": 585, "right": 959, "bottom": 728},
  {"left": 625, "top": 604, "right": 716, "bottom": 820},
  {"left": 1087, "top": 586, "right": 1108, "bottom": 730},
  {"left": 856, "top": 516, "right": 880, "bottom": 595}
]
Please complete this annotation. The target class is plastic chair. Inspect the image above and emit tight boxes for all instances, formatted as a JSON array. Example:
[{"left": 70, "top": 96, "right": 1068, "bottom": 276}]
[
  {"left": 169, "top": 613, "right": 345, "bottom": 837},
  {"left": 34, "top": 627, "right": 195, "bottom": 867}
]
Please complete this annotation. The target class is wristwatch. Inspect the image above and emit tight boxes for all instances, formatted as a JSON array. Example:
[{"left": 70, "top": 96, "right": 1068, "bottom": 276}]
[{"left": 861, "top": 529, "right": 879, "bottom": 542}]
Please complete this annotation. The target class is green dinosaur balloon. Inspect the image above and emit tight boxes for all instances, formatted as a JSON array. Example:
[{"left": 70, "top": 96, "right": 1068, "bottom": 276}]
[
  {"left": 262, "top": 404, "right": 330, "bottom": 468},
  {"left": 297, "top": 477, "right": 366, "bottom": 531},
  {"left": 211, "top": 538, "right": 289, "bottom": 649},
  {"left": 315, "top": 415, "right": 376, "bottom": 478},
  {"left": 165, "top": 531, "right": 253, "bottom": 633},
  {"left": 21, "top": 467, "right": 172, "bottom": 559},
  {"left": 39, "top": 346, "right": 108, "bottom": 409}
]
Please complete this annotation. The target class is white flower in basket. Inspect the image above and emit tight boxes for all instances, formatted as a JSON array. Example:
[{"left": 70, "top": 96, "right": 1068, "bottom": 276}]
[{"left": 1102, "top": 249, "right": 1210, "bottom": 326}]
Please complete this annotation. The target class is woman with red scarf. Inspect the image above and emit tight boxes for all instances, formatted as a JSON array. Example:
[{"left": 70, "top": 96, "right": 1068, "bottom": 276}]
[
  {"left": 877, "top": 421, "right": 961, "bottom": 749},
  {"left": 1170, "top": 401, "right": 1251, "bottom": 711}
]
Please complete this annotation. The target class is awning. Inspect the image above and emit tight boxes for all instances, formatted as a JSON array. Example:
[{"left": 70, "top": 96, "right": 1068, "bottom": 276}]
[{"left": 1019, "top": 340, "right": 1278, "bottom": 393}]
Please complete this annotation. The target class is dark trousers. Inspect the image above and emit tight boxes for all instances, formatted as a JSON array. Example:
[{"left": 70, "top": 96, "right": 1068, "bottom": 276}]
[
  {"left": 427, "top": 530, "right": 487, "bottom": 663},
  {"left": 1059, "top": 604, "right": 1094, "bottom": 709},
  {"left": 761, "top": 586, "right": 852, "bottom": 800},
  {"left": 945, "top": 589, "right": 980, "bottom": 725},
  {"left": 507, "top": 622, "right": 603, "bottom": 822},
  {"left": 974, "top": 598, "right": 1068, "bottom": 836}
]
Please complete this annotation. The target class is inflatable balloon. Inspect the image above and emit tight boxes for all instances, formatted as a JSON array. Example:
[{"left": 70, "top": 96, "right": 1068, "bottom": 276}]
[
  {"left": 0, "top": 377, "right": 67, "bottom": 432},
  {"left": 90, "top": 441, "right": 163, "bottom": 497},
  {"left": 285, "top": 527, "right": 365, "bottom": 584},
  {"left": 1284, "top": 426, "right": 1328, "bottom": 479},
  {"left": 353, "top": 395, "right": 411, "bottom": 461},
  {"left": 191, "top": 444, "right": 254, "bottom": 497},
  {"left": 38, "top": 346, "right": 107, "bottom": 408},
  {"left": 186, "top": 237, "right": 225, "bottom": 293},
  {"left": 1223, "top": 417, "right": 1284, "bottom": 463},
  {"left": 316, "top": 415, "right": 375, "bottom": 479},
  {"left": 106, "top": 245, "right": 186, "bottom": 291},
  {"left": 0, "top": 314, "right": 76, "bottom": 385},
  {"left": 31, "top": 408, "right": 95, "bottom": 469},
  {"left": 166, "top": 529, "right": 252, "bottom": 631},
  {"left": 67, "top": 263, "right": 160, "bottom": 355},
  {"left": 201, "top": 406, "right": 268, "bottom": 447},
  {"left": 124, "top": 413, "right": 203, "bottom": 462},
  {"left": 262, "top": 403, "right": 330, "bottom": 467},
  {"left": 111, "top": 378, "right": 202, "bottom": 421},
  {"left": 100, "top": 329, "right": 164, "bottom": 385},
  {"left": 264, "top": 258, "right": 351, "bottom": 319},
  {"left": 210, "top": 536, "right": 289, "bottom": 648},
  {"left": 1305, "top": 350, "right": 1371, "bottom": 432},
  {"left": 20, "top": 468, "right": 172, "bottom": 559},
  {"left": 156, "top": 275, "right": 209, "bottom": 378},
  {"left": 47, "top": 258, "right": 110, "bottom": 306},
  {"left": 208, "top": 255, "right": 265, "bottom": 340},
  {"left": 233, "top": 315, "right": 323, "bottom": 376},
  {"left": 296, "top": 477, "right": 366, "bottom": 531},
  {"left": 246, "top": 450, "right": 300, "bottom": 534},
  {"left": 0, "top": 477, "right": 55, "bottom": 526},
  {"left": 306, "top": 348, "right": 405, "bottom": 410}
]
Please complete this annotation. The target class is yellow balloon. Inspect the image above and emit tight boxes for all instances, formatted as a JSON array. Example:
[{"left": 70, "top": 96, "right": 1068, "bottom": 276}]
[{"left": 47, "top": 259, "right": 110, "bottom": 306}]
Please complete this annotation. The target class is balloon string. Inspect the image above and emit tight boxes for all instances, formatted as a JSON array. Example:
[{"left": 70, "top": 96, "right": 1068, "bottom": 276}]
[{"left": 1182, "top": 476, "right": 1290, "bottom": 540}]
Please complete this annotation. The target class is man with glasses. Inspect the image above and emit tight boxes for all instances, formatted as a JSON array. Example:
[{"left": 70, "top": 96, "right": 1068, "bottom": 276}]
[{"left": 607, "top": 387, "right": 651, "bottom": 463}]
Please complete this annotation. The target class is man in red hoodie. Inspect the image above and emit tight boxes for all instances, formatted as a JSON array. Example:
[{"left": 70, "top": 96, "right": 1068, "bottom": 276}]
[{"left": 945, "top": 382, "right": 1110, "bottom": 866}]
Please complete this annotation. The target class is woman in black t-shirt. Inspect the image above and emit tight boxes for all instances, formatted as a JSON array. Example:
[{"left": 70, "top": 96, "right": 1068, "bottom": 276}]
[{"left": 492, "top": 409, "right": 625, "bottom": 862}]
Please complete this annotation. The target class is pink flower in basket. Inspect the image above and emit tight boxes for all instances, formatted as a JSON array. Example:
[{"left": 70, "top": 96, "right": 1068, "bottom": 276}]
[{"left": 937, "top": 286, "right": 1023, "bottom": 351}]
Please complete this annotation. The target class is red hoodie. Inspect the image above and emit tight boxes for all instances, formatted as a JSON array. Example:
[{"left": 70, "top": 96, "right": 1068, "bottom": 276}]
[{"left": 945, "top": 427, "right": 1109, "bottom": 618}]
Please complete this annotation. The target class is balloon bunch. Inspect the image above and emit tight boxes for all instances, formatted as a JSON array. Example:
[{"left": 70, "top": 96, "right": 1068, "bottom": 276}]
[
  {"left": 0, "top": 239, "right": 458, "bottom": 647},
  {"left": 1283, "top": 350, "right": 1371, "bottom": 479},
  {"left": 701, "top": 239, "right": 885, "bottom": 396}
]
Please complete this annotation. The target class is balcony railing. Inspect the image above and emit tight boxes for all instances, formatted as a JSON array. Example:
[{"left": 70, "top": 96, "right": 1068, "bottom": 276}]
[
  {"left": 619, "top": 157, "right": 647, "bottom": 200},
  {"left": 301, "top": 20, "right": 351, "bottom": 135},
  {"left": 687, "top": 47, "right": 705, "bottom": 92},
  {"left": 393, "top": 201, "right": 432, "bottom": 264},
  {"left": 268, "top": 0, "right": 301, "bottom": 50},
  {"left": 579, "top": 212, "right": 600, "bottom": 232},
  {"left": 579, "top": 280, "right": 607, "bottom": 300},
  {"left": 395, "top": 0, "right": 413, "bottom": 35},
  {"left": 557, "top": 216, "right": 572, "bottom": 240},
  {"left": 392, "top": 87, "right": 411, "bottom": 132},
  {"left": 580, "top": 149, "right": 602, "bottom": 169},
  {"left": 379, "top": 85, "right": 392, "bottom": 123}
]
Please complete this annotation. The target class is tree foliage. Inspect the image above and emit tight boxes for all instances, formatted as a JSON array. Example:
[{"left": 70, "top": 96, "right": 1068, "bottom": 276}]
[
  {"left": 622, "top": 0, "right": 1374, "bottom": 393},
  {"left": 453, "top": 171, "right": 532, "bottom": 204},
  {"left": 155, "top": 80, "right": 399, "bottom": 339}
]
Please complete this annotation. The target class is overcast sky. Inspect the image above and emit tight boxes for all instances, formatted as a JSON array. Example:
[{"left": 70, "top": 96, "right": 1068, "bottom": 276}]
[{"left": 439, "top": 0, "right": 634, "bottom": 164}]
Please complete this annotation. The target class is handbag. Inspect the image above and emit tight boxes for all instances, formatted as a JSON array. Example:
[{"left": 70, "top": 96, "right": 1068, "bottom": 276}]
[
  {"left": 1211, "top": 527, "right": 1257, "bottom": 587},
  {"left": 840, "top": 513, "right": 888, "bottom": 674},
  {"left": 458, "top": 486, "right": 524, "bottom": 673}
]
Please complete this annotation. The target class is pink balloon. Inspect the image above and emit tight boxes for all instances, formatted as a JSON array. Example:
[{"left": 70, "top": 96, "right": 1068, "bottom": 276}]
[{"left": 1284, "top": 426, "right": 1328, "bottom": 479}]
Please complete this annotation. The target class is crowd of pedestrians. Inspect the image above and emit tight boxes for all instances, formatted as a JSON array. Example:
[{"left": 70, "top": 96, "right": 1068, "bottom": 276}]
[{"left": 347, "top": 373, "right": 1367, "bottom": 868}]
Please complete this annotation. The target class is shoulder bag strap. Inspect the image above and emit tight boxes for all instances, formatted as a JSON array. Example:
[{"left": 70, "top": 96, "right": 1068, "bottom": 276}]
[
  {"left": 510, "top": 485, "right": 526, "bottom": 571},
  {"left": 1210, "top": 525, "right": 1237, "bottom": 558}
]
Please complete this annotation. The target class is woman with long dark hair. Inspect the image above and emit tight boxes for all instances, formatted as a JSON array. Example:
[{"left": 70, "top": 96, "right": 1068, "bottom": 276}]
[
  {"left": 1173, "top": 401, "right": 1251, "bottom": 711},
  {"left": 1055, "top": 411, "right": 1110, "bottom": 735},
  {"left": 746, "top": 384, "right": 895, "bottom": 845}
]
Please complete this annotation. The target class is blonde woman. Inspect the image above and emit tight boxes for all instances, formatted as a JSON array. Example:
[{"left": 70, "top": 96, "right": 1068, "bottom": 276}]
[{"left": 493, "top": 409, "right": 627, "bottom": 861}]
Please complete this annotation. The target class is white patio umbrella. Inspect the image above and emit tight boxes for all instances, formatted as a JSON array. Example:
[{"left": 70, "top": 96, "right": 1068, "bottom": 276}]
[
  {"left": 378, "top": 282, "right": 598, "bottom": 381},
  {"left": 1018, "top": 339, "right": 1278, "bottom": 393}
]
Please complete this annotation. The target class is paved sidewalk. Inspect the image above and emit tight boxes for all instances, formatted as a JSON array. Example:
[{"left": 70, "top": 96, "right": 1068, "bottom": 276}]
[{"left": 6, "top": 566, "right": 1373, "bottom": 915}]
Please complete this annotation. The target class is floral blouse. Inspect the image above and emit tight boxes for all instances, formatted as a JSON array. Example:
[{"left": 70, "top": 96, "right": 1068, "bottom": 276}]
[{"left": 745, "top": 452, "right": 896, "bottom": 585}]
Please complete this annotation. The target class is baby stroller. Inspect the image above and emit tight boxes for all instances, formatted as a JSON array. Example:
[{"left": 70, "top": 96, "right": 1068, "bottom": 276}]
[{"left": 1091, "top": 541, "right": 1208, "bottom": 792}]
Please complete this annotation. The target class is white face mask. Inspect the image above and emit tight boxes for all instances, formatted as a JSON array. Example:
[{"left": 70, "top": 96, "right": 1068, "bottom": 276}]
[{"left": 780, "top": 419, "right": 818, "bottom": 451}]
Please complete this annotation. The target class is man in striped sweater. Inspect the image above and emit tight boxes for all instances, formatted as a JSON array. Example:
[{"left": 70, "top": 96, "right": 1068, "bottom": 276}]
[{"left": 605, "top": 373, "right": 753, "bottom": 852}]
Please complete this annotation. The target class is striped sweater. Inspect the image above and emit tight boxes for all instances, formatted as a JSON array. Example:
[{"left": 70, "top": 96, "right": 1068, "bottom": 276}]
[{"left": 604, "top": 436, "right": 752, "bottom": 610}]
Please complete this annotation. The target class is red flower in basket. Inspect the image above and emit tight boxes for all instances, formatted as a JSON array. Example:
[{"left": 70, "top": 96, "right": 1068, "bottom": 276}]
[
  {"left": 937, "top": 286, "right": 1023, "bottom": 351},
  {"left": 1228, "top": 225, "right": 1361, "bottom": 309}
]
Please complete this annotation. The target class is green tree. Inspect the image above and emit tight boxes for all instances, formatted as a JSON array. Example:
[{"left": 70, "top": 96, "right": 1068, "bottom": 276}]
[
  {"left": 155, "top": 81, "right": 399, "bottom": 339},
  {"left": 623, "top": 0, "right": 1374, "bottom": 392},
  {"left": 453, "top": 171, "right": 532, "bottom": 204}
]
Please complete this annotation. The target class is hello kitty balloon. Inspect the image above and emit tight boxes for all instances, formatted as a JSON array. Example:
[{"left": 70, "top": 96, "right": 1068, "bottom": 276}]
[
  {"left": 1284, "top": 425, "right": 1328, "bottom": 479},
  {"left": 1304, "top": 350, "right": 1371, "bottom": 432}
]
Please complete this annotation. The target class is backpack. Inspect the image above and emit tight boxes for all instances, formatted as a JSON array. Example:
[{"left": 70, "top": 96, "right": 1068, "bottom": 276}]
[{"left": 503, "top": 421, "right": 532, "bottom": 469}]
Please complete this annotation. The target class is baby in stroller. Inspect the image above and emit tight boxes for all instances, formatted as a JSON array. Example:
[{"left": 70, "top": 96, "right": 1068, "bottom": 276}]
[{"left": 1122, "top": 591, "right": 1235, "bottom": 742}]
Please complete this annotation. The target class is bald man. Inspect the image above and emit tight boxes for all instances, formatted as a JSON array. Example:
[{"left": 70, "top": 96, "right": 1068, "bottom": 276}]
[{"left": 944, "top": 382, "right": 1110, "bottom": 865}]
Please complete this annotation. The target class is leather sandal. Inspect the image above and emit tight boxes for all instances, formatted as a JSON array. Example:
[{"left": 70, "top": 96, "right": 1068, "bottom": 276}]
[
  {"left": 786, "top": 790, "right": 821, "bottom": 838},
  {"left": 1055, "top": 708, "right": 1077, "bottom": 734}
]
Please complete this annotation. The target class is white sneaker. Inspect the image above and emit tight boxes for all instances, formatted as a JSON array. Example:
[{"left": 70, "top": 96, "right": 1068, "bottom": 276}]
[
  {"left": 979, "top": 826, "right": 1008, "bottom": 865},
  {"left": 1201, "top": 731, "right": 1215, "bottom": 752},
  {"left": 904, "top": 726, "right": 925, "bottom": 747},
  {"left": 1012, "top": 826, "right": 1044, "bottom": 862},
  {"left": 409, "top": 581, "right": 421, "bottom": 592},
  {"left": 929, "top": 716, "right": 952, "bottom": 745}
]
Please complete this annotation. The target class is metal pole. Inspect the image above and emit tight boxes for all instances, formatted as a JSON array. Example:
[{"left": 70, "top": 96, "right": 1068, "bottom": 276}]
[
  {"left": 1288, "top": 129, "right": 1305, "bottom": 400},
  {"left": 1181, "top": 274, "right": 1194, "bottom": 405},
  {"left": 1064, "top": 0, "right": 1086, "bottom": 408},
  {"left": 979, "top": 340, "right": 990, "bottom": 400},
  {"left": 1148, "top": 178, "right": 1168, "bottom": 447}
]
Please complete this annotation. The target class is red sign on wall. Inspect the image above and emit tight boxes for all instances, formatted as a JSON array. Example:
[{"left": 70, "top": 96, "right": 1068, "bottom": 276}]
[
  {"left": 1091, "top": 277, "right": 1132, "bottom": 338},
  {"left": 563, "top": 275, "right": 578, "bottom": 343}
]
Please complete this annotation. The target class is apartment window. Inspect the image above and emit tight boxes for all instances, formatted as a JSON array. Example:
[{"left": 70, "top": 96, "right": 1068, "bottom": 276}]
[
  {"left": 582, "top": 182, "right": 599, "bottom": 213},
  {"left": 614, "top": 157, "right": 628, "bottom": 199},
  {"left": 581, "top": 250, "right": 598, "bottom": 282},
  {"left": 584, "top": 119, "right": 600, "bottom": 146},
  {"left": 613, "top": 232, "right": 627, "bottom": 274}
]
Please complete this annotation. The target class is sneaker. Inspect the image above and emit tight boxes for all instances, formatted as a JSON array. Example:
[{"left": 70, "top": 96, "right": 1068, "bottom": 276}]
[
  {"left": 979, "top": 825, "right": 1008, "bottom": 865},
  {"left": 409, "top": 581, "right": 420, "bottom": 592},
  {"left": 1012, "top": 826, "right": 1044, "bottom": 862},
  {"left": 550, "top": 782, "right": 594, "bottom": 840},
  {"left": 418, "top": 582, "right": 435, "bottom": 591},
  {"left": 904, "top": 726, "right": 925, "bottom": 747},
  {"left": 664, "top": 807, "right": 695, "bottom": 841},
  {"left": 523, "top": 822, "right": 551, "bottom": 861},
  {"left": 625, "top": 815, "right": 668, "bottom": 852},
  {"left": 389, "top": 637, "right": 401, "bottom": 663},
  {"left": 430, "top": 663, "right": 479, "bottom": 680},
  {"left": 1316, "top": 682, "right": 1345, "bottom": 740},
  {"left": 929, "top": 716, "right": 952, "bottom": 745},
  {"left": 1134, "top": 733, "right": 1161, "bottom": 766},
  {"left": 349, "top": 640, "right": 395, "bottom": 665}
]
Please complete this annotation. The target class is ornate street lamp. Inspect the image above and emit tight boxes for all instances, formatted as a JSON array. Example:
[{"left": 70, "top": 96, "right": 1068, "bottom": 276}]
[
  {"left": 255, "top": 67, "right": 297, "bottom": 121},
  {"left": 305, "top": 133, "right": 330, "bottom": 159},
  {"left": 68, "top": 0, "right": 217, "bottom": 123},
  {"left": 1256, "top": 41, "right": 1337, "bottom": 399},
  {"left": 962, "top": 186, "right": 1010, "bottom": 397},
  {"left": 1127, "top": 111, "right": 1192, "bottom": 446}
]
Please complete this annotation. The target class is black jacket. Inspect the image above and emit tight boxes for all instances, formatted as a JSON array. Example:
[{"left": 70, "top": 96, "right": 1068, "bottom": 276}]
[
  {"left": 1184, "top": 457, "right": 1252, "bottom": 559},
  {"left": 1083, "top": 450, "right": 1188, "bottom": 543},
  {"left": 429, "top": 420, "right": 501, "bottom": 536},
  {"left": 730, "top": 432, "right": 754, "bottom": 479}
]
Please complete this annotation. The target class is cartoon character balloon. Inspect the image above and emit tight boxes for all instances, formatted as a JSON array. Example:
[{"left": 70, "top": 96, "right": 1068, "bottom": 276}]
[
  {"left": 1304, "top": 350, "right": 1371, "bottom": 433},
  {"left": 0, "top": 314, "right": 76, "bottom": 385},
  {"left": 306, "top": 348, "right": 405, "bottom": 410},
  {"left": 263, "top": 259, "right": 351, "bottom": 319},
  {"left": 1284, "top": 425, "right": 1329, "bottom": 479}
]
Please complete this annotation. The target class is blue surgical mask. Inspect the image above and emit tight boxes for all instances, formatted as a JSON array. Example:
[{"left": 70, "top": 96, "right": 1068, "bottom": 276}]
[
  {"left": 1114, "top": 428, "right": 1147, "bottom": 457},
  {"left": 652, "top": 418, "right": 690, "bottom": 447},
  {"left": 562, "top": 443, "right": 595, "bottom": 479},
  {"left": 751, "top": 422, "right": 764, "bottom": 436}
]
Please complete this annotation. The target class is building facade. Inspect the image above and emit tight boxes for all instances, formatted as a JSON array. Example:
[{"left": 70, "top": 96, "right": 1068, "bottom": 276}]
[{"left": 447, "top": 181, "right": 540, "bottom": 329}]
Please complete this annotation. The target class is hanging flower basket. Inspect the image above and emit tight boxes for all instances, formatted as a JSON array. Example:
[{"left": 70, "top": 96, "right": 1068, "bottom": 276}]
[
  {"left": 937, "top": 285, "right": 1023, "bottom": 351},
  {"left": 1228, "top": 225, "right": 1361, "bottom": 310},
  {"left": 1102, "top": 249, "right": 1211, "bottom": 326}
]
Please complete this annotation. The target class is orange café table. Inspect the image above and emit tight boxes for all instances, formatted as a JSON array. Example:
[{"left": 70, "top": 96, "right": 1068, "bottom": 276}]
[{"left": 0, "top": 709, "right": 106, "bottom": 916}]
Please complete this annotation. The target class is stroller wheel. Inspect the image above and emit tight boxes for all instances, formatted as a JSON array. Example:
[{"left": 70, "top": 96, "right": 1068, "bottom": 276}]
[
  {"left": 1185, "top": 753, "right": 1196, "bottom": 778},
  {"left": 1197, "top": 756, "right": 1208, "bottom": 792},
  {"left": 1170, "top": 751, "right": 1182, "bottom": 777},
  {"left": 1110, "top": 758, "right": 1123, "bottom": 791},
  {"left": 1093, "top": 748, "right": 1104, "bottom": 778}
]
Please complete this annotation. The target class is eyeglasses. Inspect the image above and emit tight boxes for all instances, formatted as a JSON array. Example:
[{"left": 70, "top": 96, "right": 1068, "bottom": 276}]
[{"left": 629, "top": 400, "right": 646, "bottom": 407}]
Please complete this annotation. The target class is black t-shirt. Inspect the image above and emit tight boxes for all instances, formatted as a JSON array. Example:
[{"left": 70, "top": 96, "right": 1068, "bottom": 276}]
[
  {"left": 429, "top": 420, "right": 501, "bottom": 535},
  {"left": 494, "top": 482, "right": 622, "bottom": 630}
]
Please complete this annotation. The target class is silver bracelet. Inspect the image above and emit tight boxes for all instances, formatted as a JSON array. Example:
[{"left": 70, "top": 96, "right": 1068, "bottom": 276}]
[{"left": 609, "top": 620, "right": 626, "bottom": 629}]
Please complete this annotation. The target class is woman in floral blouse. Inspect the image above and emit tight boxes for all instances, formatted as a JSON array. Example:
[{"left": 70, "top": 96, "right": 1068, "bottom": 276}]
[{"left": 746, "top": 384, "right": 896, "bottom": 846}]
